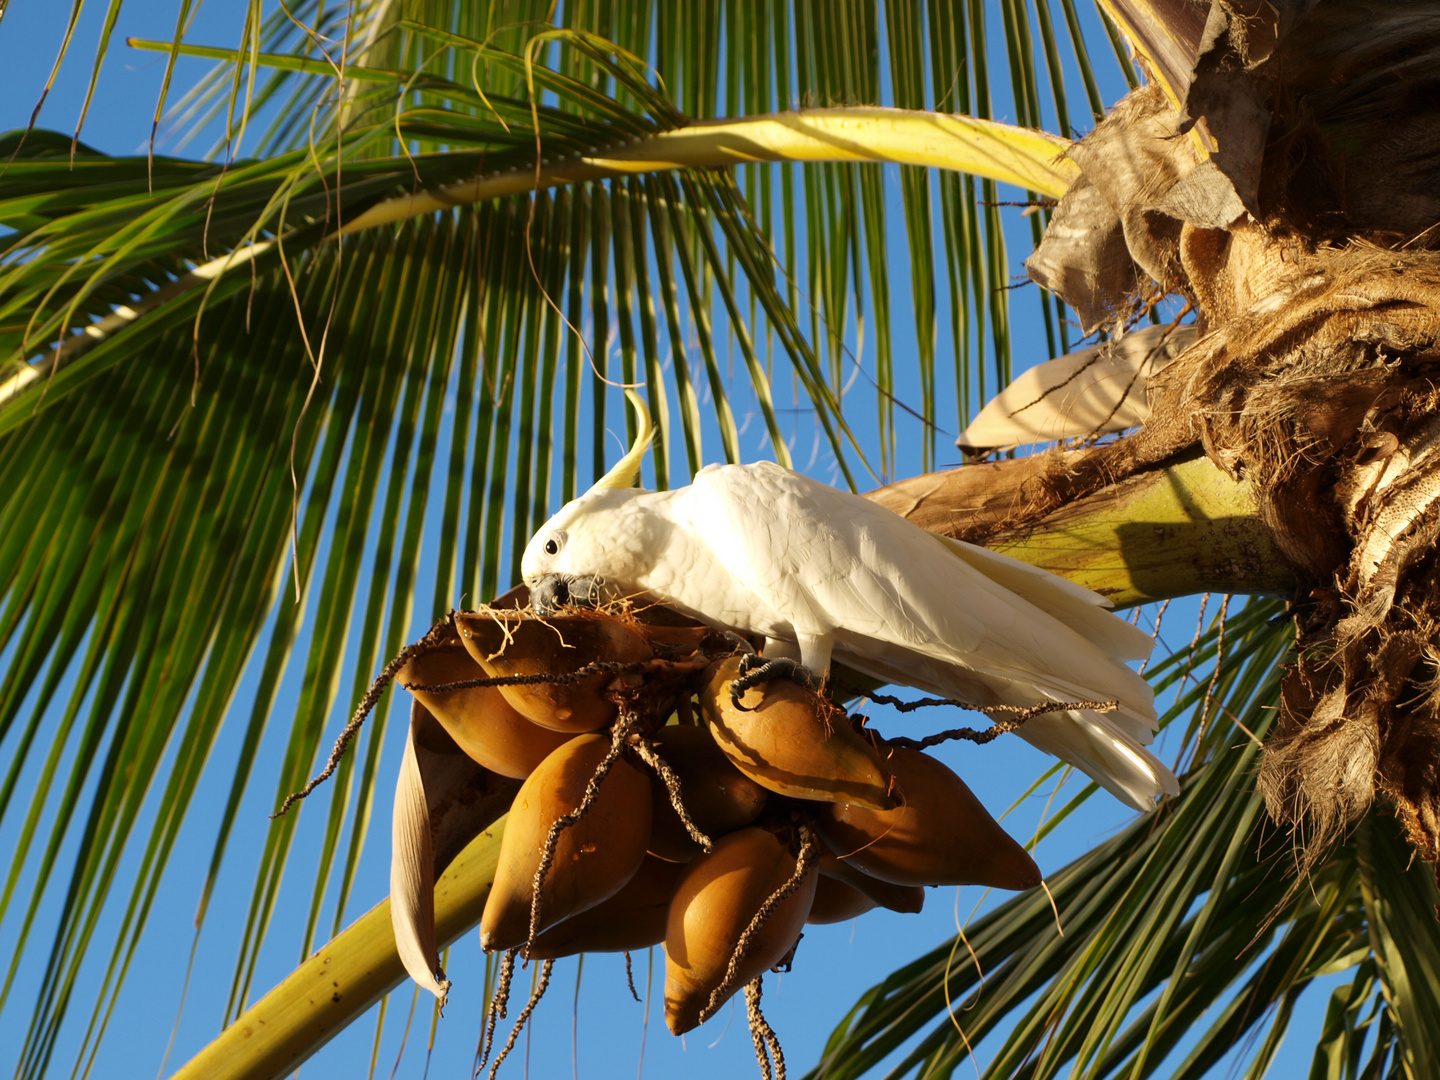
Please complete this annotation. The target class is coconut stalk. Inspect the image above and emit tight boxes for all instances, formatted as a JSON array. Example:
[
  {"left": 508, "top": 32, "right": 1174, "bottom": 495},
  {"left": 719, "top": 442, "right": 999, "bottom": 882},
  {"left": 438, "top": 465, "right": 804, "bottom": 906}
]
[
  {"left": 167, "top": 452, "right": 1290, "bottom": 1080},
  {"left": 168, "top": 816, "right": 508, "bottom": 1080}
]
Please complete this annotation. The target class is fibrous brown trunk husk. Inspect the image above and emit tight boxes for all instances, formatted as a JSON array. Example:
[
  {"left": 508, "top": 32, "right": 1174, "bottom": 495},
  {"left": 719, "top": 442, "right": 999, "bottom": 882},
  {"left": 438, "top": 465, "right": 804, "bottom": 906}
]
[{"left": 1020, "top": 1, "right": 1440, "bottom": 878}]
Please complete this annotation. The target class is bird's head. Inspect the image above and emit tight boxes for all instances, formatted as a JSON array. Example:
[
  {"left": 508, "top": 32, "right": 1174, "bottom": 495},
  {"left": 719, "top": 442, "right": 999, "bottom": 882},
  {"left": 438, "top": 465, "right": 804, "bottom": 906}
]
[{"left": 522, "top": 389, "right": 653, "bottom": 613}]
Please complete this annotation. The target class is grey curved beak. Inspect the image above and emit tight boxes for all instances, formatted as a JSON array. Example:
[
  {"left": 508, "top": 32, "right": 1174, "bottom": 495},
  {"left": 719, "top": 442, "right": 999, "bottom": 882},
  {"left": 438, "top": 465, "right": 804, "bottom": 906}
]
[{"left": 529, "top": 574, "right": 603, "bottom": 615}]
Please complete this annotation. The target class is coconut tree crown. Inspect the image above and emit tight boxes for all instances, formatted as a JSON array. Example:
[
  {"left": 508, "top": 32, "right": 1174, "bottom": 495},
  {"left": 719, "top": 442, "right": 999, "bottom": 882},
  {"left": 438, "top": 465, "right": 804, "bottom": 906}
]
[{"left": 4, "top": 1, "right": 1440, "bottom": 1078}]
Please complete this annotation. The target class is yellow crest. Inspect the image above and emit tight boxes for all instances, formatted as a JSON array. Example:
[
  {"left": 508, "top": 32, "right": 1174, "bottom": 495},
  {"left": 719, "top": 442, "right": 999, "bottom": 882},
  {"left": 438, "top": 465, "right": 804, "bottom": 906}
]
[{"left": 587, "top": 388, "right": 653, "bottom": 493}]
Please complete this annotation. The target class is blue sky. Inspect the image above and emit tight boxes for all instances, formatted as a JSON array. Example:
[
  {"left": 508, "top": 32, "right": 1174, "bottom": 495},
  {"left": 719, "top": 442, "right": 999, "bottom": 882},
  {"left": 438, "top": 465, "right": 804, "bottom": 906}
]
[{"left": 0, "top": 4, "right": 1341, "bottom": 1079}]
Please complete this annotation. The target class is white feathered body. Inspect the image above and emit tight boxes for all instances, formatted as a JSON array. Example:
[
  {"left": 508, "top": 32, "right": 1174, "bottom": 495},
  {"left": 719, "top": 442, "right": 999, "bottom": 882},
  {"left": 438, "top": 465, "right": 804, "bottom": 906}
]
[{"left": 523, "top": 460, "right": 1177, "bottom": 810}]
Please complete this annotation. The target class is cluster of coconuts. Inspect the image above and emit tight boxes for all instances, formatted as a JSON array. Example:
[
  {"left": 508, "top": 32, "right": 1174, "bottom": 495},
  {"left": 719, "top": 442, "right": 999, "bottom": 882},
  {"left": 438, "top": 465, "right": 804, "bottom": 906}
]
[{"left": 398, "top": 602, "right": 1041, "bottom": 1036}]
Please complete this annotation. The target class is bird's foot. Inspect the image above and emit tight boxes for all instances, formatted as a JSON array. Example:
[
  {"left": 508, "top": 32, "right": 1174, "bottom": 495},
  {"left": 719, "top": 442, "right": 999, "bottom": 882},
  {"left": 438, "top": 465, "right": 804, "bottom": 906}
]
[{"left": 731, "top": 653, "right": 817, "bottom": 711}]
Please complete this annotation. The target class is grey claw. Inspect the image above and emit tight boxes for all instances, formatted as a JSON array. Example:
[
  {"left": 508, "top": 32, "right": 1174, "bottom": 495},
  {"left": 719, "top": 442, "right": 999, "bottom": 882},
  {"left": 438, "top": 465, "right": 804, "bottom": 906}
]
[{"left": 730, "top": 655, "right": 815, "bottom": 711}]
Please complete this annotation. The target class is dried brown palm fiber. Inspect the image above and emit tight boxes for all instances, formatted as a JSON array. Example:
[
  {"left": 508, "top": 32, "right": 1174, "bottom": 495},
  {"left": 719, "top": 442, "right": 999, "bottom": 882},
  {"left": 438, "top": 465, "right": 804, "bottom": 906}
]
[
  {"left": 475, "top": 948, "right": 518, "bottom": 1074},
  {"left": 1261, "top": 569, "right": 1440, "bottom": 877},
  {"left": 1026, "top": 85, "right": 1197, "bottom": 331},
  {"left": 1160, "top": 250, "right": 1440, "bottom": 879},
  {"left": 275, "top": 617, "right": 452, "bottom": 817},
  {"left": 1260, "top": 659, "right": 1381, "bottom": 866},
  {"left": 1041, "top": 4, "right": 1440, "bottom": 311},
  {"left": 745, "top": 978, "right": 784, "bottom": 1080},
  {"left": 1012, "top": 4, "right": 1440, "bottom": 884},
  {"left": 1025, "top": 281, "right": 1440, "bottom": 868},
  {"left": 1260, "top": 2, "right": 1440, "bottom": 243},
  {"left": 629, "top": 731, "right": 716, "bottom": 856},
  {"left": 1173, "top": 254, "right": 1440, "bottom": 500},
  {"left": 486, "top": 959, "right": 554, "bottom": 1080},
  {"left": 917, "top": 246, "right": 1440, "bottom": 881}
]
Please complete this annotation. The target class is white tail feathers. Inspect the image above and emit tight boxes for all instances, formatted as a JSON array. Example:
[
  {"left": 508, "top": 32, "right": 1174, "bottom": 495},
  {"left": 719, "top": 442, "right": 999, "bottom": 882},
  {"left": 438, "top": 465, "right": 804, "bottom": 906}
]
[{"left": 1020, "top": 709, "right": 1180, "bottom": 811}]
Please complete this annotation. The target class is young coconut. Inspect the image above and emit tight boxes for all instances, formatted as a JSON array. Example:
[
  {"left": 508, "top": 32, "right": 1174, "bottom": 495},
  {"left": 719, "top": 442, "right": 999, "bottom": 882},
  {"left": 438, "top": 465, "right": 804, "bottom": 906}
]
[
  {"left": 817, "top": 747, "right": 1041, "bottom": 889},
  {"left": 525, "top": 855, "right": 684, "bottom": 959},
  {"left": 805, "top": 876, "right": 880, "bottom": 925},
  {"left": 663, "top": 826, "right": 818, "bottom": 1035},
  {"left": 481, "top": 733, "right": 652, "bottom": 951},
  {"left": 645, "top": 723, "right": 768, "bottom": 862},
  {"left": 815, "top": 845, "right": 925, "bottom": 914},
  {"left": 700, "top": 656, "right": 896, "bottom": 810},
  {"left": 399, "top": 643, "right": 574, "bottom": 778},
  {"left": 453, "top": 610, "right": 653, "bottom": 733}
]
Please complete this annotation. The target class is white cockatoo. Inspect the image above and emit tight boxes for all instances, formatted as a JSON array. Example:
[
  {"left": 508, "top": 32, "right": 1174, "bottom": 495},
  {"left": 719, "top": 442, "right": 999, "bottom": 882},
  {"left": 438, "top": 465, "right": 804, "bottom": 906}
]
[{"left": 521, "top": 392, "right": 1178, "bottom": 810}]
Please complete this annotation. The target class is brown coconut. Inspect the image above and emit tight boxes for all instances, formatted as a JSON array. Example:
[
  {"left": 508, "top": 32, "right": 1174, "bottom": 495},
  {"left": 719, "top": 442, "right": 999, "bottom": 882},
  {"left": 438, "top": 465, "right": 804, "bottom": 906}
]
[
  {"left": 481, "top": 734, "right": 652, "bottom": 951},
  {"left": 817, "top": 747, "right": 1040, "bottom": 890},
  {"left": 645, "top": 723, "right": 768, "bottom": 861},
  {"left": 805, "top": 876, "right": 878, "bottom": 925},
  {"left": 525, "top": 856, "right": 684, "bottom": 959},
  {"left": 700, "top": 656, "right": 895, "bottom": 810},
  {"left": 454, "top": 610, "right": 652, "bottom": 732},
  {"left": 663, "top": 826, "right": 817, "bottom": 1034},
  {"left": 816, "top": 845, "right": 926, "bottom": 914},
  {"left": 399, "top": 644, "right": 574, "bottom": 778}
]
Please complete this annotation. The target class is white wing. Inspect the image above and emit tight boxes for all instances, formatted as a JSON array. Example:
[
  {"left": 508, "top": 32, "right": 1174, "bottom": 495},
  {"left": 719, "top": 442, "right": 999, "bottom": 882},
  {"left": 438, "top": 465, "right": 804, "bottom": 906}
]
[
  {"left": 934, "top": 535, "right": 1154, "bottom": 662},
  {"left": 680, "top": 462, "right": 1175, "bottom": 809}
]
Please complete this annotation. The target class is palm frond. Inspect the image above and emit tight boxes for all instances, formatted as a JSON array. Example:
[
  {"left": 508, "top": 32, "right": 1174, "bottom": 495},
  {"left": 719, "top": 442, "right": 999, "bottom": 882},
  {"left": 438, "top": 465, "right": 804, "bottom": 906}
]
[
  {"left": 0, "top": 4, "right": 1216, "bottom": 1077},
  {"left": 806, "top": 601, "right": 1439, "bottom": 1079}
]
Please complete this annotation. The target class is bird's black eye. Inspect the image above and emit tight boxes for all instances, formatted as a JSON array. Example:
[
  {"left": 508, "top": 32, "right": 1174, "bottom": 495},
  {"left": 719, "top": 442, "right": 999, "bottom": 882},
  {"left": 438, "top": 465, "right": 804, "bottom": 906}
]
[{"left": 544, "top": 538, "right": 559, "bottom": 556}]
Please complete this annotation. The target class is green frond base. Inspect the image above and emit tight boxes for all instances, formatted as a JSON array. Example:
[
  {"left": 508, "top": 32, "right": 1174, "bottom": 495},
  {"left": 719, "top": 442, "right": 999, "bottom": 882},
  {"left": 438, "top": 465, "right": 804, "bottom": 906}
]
[
  {"left": 340, "top": 108, "right": 1077, "bottom": 237},
  {"left": 870, "top": 452, "right": 1296, "bottom": 608},
  {"left": 170, "top": 816, "right": 508, "bottom": 1080}
]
